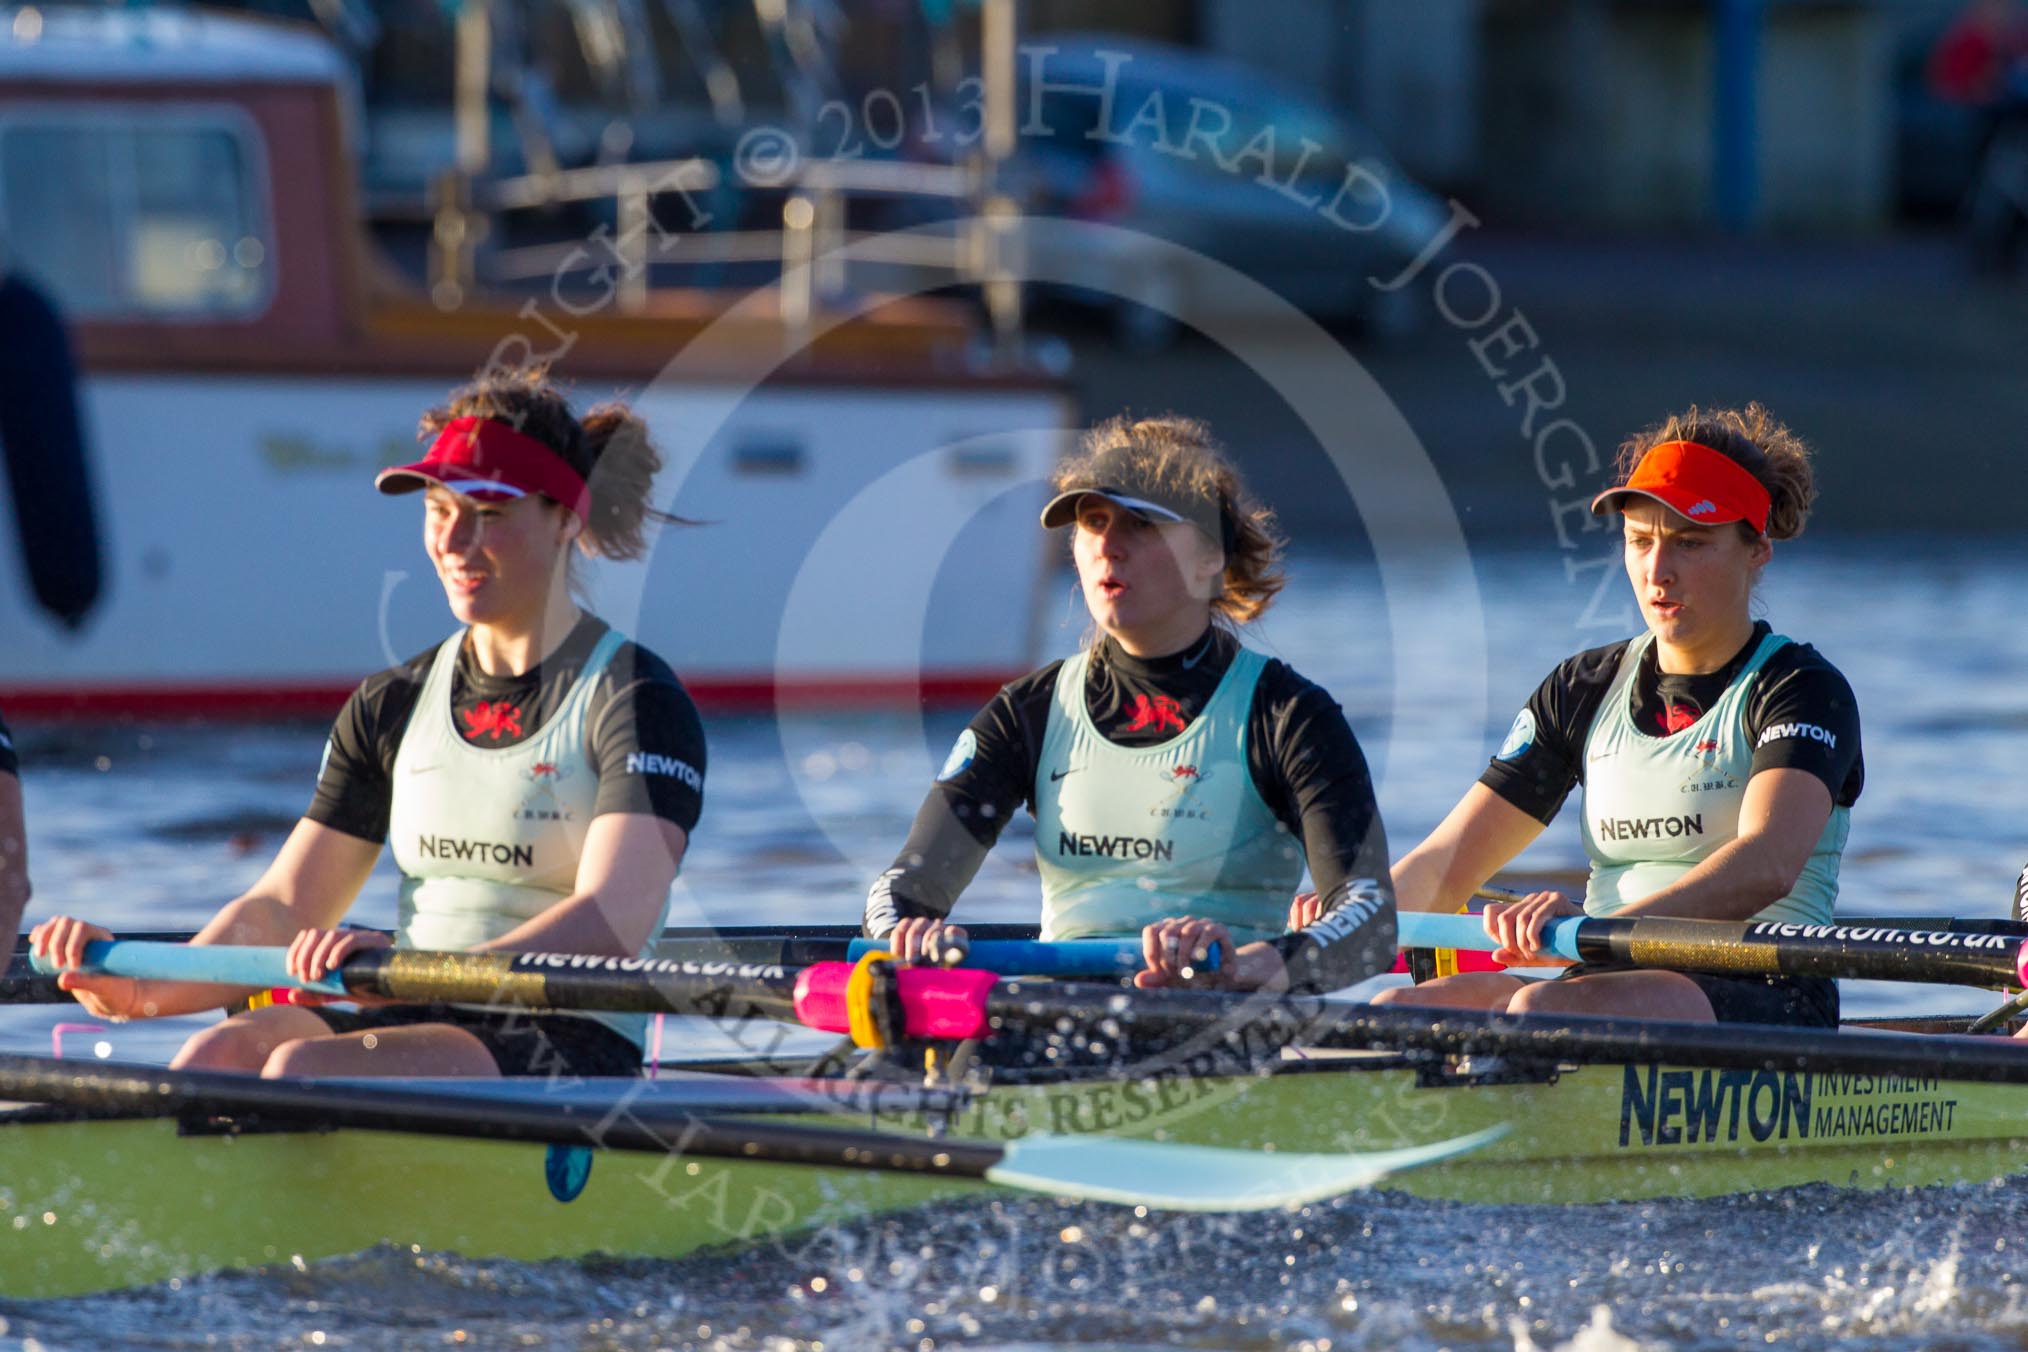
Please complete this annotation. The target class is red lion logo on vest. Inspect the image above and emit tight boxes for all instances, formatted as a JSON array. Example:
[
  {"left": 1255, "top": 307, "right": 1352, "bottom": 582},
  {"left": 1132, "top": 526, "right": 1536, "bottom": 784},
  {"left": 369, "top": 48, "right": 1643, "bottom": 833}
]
[
  {"left": 461, "top": 700, "right": 524, "bottom": 741},
  {"left": 1123, "top": 694, "right": 1186, "bottom": 735}
]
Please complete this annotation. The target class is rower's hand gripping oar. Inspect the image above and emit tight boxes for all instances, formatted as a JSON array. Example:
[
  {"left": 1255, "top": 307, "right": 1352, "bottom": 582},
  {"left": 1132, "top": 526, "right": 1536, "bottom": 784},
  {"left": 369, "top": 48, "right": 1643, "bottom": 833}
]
[
  {"left": 1387, "top": 885, "right": 1537, "bottom": 983},
  {"left": 32, "top": 934, "right": 1216, "bottom": 1006},
  {"left": 842, "top": 934, "right": 1221, "bottom": 977},
  {"left": 58, "top": 937, "right": 2028, "bottom": 1084},
  {"left": 31, "top": 939, "right": 1224, "bottom": 1045},
  {"left": 1967, "top": 861, "right": 2028, "bottom": 1033},
  {"left": 24, "top": 934, "right": 1213, "bottom": 988},
  {"left": 68, "top": 911, "right": 2028, "bottom": 1038},
  {"left": 3, "top": 930, "right": 1218, "bottom": 1006},
  {"left": 1396, "top": 911, "right": 2028, "bottom": 989}
]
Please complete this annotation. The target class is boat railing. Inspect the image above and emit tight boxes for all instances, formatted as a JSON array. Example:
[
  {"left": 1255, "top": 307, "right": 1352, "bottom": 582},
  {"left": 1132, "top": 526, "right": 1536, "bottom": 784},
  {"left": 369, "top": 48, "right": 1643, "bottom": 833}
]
[
  {"left": 430, "top": 152, "right": 1023, "bottom": 355},
  {"left": 426, "top": 0, "right": 1027, "bottom": 356}
]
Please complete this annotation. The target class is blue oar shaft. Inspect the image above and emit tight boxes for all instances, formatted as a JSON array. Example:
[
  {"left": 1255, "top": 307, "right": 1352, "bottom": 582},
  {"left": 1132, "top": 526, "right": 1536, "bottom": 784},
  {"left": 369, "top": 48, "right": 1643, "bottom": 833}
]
[
  {"left": 37, "top": 941, "right": 350, "bottom": 996},
  {"left": 9, "top": 934, "right": 1213, "bottom": 1009},
  {"left": 1396, "top": 913, "right": 1582, "bottom": 962},
  {"left": 44, "top": 937, "right": 1217, "bottom": 985},
  {"left": 35, "top": 938, "right": 1177, "bottom": 989},
  {"left": 33, "top": 934, "right": 1216, "bottom": 1015},
  {"left": 37, "top": 941, "right": 810, "bottom": 1019}
]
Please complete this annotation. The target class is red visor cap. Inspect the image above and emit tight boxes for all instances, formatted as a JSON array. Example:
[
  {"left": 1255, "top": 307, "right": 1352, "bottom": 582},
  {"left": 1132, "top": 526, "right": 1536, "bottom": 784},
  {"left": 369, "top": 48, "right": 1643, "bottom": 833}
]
[
  {"left": 1589, "top": 440, "right": 1771, "bottom": 535},
  {"left": 376, "top": 416, "right": 590, "bottom": 521}
]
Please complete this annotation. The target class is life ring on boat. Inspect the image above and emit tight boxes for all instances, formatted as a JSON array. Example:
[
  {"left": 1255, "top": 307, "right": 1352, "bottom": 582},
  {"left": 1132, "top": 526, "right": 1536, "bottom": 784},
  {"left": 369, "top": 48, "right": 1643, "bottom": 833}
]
[{"left": 0, "top": 271, "right": 102, "bottom": 629}]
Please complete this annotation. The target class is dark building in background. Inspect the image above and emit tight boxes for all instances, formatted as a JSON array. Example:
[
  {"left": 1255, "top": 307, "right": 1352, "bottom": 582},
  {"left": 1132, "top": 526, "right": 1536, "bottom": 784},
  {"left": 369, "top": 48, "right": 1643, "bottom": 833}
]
[{"left": 213, "top": 0, "right": 1982, "bottom": 230}]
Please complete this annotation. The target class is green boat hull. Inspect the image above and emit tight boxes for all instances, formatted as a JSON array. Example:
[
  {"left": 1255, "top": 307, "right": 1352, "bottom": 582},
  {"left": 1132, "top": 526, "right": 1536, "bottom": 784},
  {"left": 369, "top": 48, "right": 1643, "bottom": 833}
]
[{"left": 2, "top": 1056, "right": 2021, "bottom": 1299}]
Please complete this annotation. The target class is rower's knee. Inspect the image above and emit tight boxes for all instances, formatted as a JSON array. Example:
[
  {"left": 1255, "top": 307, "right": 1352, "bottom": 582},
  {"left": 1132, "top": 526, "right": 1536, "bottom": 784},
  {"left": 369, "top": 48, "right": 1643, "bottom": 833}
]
[
  {"left": 1371, "top": 984, "right": 1451, "bottom": 1006},
  {"left": 1374, "top": 973, "right": 1521, "bottom": 1012},
  {"left": 171, "top": 1025, "right": 258, "bottom": 1072},
  {"left": 1510, "top": 972, "right": 1712, "bottom": 1022},
  {"left": 173, "top": 1017, "right": 285, "bottom": 1073},
  {"left": 261, "top": 1037, "right": 346, "bottom": 1079},
  {"left": 173, "top": 1006, "right": 330, "bottom": 1074},
  {"left": 1507, "top": 979, "right": 1602, "bottom": 1016}
]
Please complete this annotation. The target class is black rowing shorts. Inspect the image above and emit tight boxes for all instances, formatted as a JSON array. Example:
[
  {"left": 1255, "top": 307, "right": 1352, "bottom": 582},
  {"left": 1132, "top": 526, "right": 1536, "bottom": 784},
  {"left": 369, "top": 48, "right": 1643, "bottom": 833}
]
[
  {"left": 310, "top": 1003, "right": 645, "bottom": 1077},
  {"left": 1556, "top": 960, "right": 1840, "bottom": 1028}
]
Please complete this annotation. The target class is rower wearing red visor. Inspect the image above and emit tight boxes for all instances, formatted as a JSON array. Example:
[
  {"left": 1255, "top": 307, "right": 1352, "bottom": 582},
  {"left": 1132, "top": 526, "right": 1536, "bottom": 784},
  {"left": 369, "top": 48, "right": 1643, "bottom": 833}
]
[
  {"left": 34, "top": 368, "right": 705, "bottom": 1078},
  {"left": 1373, "top": 405, "right": 1863, "bottom": 1026}
]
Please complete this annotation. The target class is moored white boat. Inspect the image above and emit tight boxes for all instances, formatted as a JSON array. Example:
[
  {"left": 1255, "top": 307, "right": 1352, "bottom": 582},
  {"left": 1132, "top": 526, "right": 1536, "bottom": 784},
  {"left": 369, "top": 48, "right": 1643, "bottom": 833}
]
[{"left": 0, "top": 7, "right": 1070, "bottom": 717}]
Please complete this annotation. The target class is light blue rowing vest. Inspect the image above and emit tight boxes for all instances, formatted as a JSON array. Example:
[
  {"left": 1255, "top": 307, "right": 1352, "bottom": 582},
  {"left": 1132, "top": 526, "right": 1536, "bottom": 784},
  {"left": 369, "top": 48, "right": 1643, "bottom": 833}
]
[
  {"left": 389, "top": 626, "right": 668, "bottom": 1047},
  {"left": 1032, "top": 646, "right": 1304, "bottom": 941},
  {"left": 1581, "top": 630, "right": 1847, "bottom": 924}
]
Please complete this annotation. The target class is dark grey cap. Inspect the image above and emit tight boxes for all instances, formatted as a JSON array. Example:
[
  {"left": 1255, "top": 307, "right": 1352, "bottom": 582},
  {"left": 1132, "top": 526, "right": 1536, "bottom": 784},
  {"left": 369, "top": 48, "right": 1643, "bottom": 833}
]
[{"left": 1038, "top": 450, "right": 1235, "bottom": 552}]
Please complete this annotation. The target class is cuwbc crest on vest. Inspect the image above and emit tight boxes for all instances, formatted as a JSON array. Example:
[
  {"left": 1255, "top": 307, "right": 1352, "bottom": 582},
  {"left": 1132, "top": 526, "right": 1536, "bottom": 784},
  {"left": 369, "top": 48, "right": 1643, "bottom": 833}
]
[
  {"left": 387, "top": 627, "right": 670, "bottom": 1046},
  {"left": 1034, "top": 647, "right": 1302, "bottom": 942},
  {"left": 1581, "top": 631, "right": 1847, "bottom": 925}
]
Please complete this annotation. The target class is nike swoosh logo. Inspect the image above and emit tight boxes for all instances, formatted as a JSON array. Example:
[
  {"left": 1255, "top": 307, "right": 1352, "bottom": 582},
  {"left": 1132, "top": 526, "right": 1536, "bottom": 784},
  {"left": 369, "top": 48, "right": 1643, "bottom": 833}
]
[
  {"left": 1049, "top": 768, "right": 1078, "bottom": 782},
  {"left": 407, "top": 763, "right": 443, "bottom": 775}
]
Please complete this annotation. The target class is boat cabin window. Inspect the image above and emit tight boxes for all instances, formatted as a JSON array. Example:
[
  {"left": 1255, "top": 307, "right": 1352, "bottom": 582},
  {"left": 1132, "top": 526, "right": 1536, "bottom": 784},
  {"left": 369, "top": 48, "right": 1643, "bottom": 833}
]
[{"left": 0, "top": 105, "right": 273, "bottom": 318}]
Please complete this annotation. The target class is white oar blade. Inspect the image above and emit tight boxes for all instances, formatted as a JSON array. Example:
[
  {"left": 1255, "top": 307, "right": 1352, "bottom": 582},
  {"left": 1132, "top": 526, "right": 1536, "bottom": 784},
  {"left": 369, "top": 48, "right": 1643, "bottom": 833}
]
[{"left": 983, "top": 1124, "right": 1508, "bottom": 1212}]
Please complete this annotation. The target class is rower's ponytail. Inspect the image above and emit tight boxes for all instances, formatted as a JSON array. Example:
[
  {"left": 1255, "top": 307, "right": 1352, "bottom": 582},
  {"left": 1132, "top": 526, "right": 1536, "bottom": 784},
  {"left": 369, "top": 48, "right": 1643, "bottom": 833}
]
[
  {"left": 578, "top": 402, "right": 671, "bottom": 562},
  {"left": 1616, "top": 402, "right": 1817, "bottom": 542}
]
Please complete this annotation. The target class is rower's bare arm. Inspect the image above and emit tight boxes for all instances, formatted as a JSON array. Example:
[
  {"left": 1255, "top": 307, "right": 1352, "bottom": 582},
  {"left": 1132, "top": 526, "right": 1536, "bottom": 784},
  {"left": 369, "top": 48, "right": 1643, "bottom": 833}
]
[
  {"left": 1392, "top": 785, "right": 1548, "bottom": 913},
  {"left": 202, "top": 818, "right": 384, "bottom": 943},
  {"left": 476, "top": 812, "right": 686, "bottom": 957},
  {"left": 33, "top": 819, "right": 381, "bottom": 1019},
  {"left": 0, "top": 770, "right": 27, "bottom": 954},
  {"left": 1619, "top": 769, "right": 1835, "bottom": 921}
]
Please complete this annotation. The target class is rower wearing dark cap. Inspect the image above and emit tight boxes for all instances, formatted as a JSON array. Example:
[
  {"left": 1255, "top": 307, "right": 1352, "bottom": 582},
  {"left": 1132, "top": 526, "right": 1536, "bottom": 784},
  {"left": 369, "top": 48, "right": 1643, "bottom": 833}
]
[
  {"left": 33, "top": 367, "right": 705, "bottom": 1077},
  {"left": 865, "top": 414, "right": 1397, "bottom": 995},
  {"left": 1374, "top": 404, "right": 1863, "bottom": 1026}
]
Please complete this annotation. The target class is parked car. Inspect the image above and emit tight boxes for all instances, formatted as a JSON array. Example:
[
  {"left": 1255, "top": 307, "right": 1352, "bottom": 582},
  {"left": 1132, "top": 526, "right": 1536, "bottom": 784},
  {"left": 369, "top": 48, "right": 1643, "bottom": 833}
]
[{"left": 1008, "top": 34, "right": 1451, "bottom": 349}]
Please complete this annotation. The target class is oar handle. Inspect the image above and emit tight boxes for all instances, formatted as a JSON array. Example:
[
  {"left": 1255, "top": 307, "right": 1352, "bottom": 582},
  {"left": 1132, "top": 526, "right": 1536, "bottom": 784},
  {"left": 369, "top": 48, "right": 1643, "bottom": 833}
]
[
  {"left": 35, "top": 937, "right": 1221, "bottom": 997},
  {"left": 35, "top": 941, "right": 812, "bottom": 1021},
  {"left": 843, "top": 936, "right": 1221, "bottom": 975},
  {"left": 33, "top": 940, "right": 349, "bottom": 996},
  {"left": 1396, "top": 913, "right": 1584, "bottom": 963}
]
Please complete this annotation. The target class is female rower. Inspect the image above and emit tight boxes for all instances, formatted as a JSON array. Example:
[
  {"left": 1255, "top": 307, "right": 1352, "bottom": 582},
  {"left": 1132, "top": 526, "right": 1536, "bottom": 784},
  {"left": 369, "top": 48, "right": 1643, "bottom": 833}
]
[
  {"left": 32, "top": 368, "right": 705, "bottom": 1077},
  {"left": 1370, "top": 404, "right": 1861, "bottom": 1025},
  {"left": 864, "top": 414, "right": 1396, "bottom": 994},
  {"left": 0, "top": 705, "right": 27, "bottom": 952}
]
